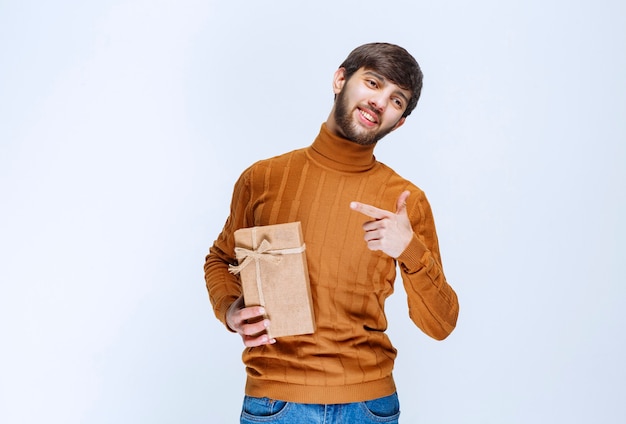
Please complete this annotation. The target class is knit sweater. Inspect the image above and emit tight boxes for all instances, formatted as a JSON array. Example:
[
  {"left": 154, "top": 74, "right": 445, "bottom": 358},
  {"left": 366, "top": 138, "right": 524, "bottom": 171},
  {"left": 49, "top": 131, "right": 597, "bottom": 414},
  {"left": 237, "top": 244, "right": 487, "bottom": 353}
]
[{"left": 204, "top": 123, "right": 459, "bottom": 404}]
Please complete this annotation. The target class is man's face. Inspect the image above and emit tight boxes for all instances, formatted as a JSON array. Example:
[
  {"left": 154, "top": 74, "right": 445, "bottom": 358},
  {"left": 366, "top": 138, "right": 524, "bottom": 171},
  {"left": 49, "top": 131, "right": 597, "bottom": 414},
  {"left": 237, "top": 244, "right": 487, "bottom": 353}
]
[{"left": 331, "top": 67, "right": 410, "bottom": 145}]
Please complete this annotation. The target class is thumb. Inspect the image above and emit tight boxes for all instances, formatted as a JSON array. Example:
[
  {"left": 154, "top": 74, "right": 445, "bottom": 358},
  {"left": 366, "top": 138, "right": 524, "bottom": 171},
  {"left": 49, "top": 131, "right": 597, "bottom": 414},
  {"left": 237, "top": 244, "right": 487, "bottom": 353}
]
[{"left": 395, "top": 190, "right": 410, "bottom": 215}]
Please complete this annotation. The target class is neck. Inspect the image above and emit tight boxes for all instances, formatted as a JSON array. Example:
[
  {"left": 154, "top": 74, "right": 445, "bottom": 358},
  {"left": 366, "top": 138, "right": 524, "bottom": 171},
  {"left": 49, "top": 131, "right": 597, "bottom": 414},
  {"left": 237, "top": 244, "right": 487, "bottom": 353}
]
[
  {"left": 307, "top": 123, "right": 377, "bottom": 173},
  {"left": 325, "top": 110, "right": 345, "bottom": 140}
]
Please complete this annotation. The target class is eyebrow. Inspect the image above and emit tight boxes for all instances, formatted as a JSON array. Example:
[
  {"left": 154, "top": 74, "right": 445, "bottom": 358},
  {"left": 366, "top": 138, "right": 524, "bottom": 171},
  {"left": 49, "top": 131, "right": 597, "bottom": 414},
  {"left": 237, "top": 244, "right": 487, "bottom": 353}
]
[{"left": 363, "top": 70, "right": 410, "bottom": 104}]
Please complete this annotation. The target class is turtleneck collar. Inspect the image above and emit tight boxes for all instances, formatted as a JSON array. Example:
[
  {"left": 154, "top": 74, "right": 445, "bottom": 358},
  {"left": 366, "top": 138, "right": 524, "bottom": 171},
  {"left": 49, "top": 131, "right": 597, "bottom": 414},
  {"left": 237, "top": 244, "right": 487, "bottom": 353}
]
[{"left": 307, "top": 123, "right": 377, "bottom": 173}]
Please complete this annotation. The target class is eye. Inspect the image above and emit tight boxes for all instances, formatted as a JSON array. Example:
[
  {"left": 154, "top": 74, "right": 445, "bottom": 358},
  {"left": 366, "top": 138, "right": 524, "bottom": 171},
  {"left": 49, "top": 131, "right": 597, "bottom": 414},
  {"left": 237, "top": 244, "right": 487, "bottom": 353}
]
[
  {"left": 392, "top": 97, "right": 404, "bottom": 109},
  {"left": 366, "top": 79, "right": 378, "bottom": 88}
]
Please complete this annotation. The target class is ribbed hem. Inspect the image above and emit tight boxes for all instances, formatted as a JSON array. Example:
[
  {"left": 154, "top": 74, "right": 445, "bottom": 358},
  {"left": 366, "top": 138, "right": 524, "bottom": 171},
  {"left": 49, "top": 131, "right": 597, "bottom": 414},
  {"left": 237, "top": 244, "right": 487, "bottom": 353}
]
[
  {"left": 245, "top": 375, "right": 396, "bottom": 404},
  {"left": 397, "top": 233, "right": 428, "bottom": 273}
]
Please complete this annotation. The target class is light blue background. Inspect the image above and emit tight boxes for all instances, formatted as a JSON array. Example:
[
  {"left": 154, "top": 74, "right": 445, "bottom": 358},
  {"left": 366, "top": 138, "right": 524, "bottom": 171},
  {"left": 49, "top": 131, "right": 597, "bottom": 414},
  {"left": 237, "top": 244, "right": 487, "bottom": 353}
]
[{"left": 1, "top": 1, "right": 624, "bottom": 422}]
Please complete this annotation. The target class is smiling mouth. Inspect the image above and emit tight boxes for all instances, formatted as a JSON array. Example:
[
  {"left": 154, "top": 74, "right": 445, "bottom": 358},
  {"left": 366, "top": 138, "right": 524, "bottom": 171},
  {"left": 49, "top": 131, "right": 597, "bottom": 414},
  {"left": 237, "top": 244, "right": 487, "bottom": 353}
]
[{"left": 358, "top": 108, "right": 378, "bottom": 124}]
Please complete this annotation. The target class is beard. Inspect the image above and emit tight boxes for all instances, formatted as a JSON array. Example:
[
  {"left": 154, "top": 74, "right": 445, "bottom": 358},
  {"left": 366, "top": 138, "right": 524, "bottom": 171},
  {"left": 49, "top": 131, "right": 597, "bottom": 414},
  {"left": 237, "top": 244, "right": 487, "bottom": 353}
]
[{"left": 333, "top": 89, "right": 397, "bottom": 146}]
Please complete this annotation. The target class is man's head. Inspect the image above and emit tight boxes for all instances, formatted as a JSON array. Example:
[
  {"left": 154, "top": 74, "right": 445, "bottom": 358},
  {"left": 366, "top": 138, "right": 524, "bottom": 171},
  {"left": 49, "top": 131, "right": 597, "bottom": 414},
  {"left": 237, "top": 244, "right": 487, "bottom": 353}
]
[
  {"left": 327, "top": 43, "right": 423, "bottom": 145},
  {"left": 338, "top": 43, "right": 423, "bottom": 118}
]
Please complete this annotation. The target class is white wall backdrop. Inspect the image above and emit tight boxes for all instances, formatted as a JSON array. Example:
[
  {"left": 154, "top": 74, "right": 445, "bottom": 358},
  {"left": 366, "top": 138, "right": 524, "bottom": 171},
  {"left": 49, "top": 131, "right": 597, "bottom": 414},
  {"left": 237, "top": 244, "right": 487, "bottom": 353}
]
[{"left": 1, "top": 1, "right": 624, "bottom": 423}]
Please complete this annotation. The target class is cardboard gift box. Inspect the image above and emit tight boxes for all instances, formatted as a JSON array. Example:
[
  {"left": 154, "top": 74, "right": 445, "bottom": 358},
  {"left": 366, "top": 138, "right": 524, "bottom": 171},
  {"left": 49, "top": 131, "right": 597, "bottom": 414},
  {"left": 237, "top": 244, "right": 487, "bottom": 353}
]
[{"left": 229, "top": 222, "right": 315, "bottom": 339}]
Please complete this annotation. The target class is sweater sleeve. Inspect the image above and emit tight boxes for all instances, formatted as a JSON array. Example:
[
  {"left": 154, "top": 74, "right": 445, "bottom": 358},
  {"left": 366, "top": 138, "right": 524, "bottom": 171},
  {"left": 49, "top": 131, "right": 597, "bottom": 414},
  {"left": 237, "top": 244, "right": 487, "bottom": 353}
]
[
  {"left": 396, "top": 191, "right": 459, "bottom": 340},
  {"left": 204, "top": 169, "right": 252, "bottom": 330}
]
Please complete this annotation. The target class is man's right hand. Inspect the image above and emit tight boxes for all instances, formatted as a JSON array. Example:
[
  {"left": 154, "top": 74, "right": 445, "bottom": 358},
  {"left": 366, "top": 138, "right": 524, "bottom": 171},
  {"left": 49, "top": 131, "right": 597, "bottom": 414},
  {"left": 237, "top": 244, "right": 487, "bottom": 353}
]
[{"left": 226, "top": 296, "right": 276, "bottom": 347}]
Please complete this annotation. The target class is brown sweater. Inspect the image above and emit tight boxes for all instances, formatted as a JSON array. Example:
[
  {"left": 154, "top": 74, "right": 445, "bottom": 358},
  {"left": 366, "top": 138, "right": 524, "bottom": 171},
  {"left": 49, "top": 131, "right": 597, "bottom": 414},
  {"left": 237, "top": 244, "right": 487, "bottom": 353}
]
[{"left": 204, "top": 123, "right": 459, "bottom": 404}]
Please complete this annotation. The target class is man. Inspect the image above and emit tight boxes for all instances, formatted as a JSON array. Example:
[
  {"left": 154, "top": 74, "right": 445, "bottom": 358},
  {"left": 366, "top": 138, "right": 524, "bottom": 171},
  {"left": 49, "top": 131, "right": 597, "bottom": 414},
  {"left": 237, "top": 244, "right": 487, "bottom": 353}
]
[{"left": 205, "top": 42, "right": 459, "bottom": 423}]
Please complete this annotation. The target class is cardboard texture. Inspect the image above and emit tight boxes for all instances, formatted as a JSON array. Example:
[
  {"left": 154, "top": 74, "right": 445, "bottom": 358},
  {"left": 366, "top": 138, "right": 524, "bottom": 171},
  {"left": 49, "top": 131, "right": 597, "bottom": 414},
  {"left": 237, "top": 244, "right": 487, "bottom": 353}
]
[{"left": 231, "top": 222, "right": 315, "bottom": 339}]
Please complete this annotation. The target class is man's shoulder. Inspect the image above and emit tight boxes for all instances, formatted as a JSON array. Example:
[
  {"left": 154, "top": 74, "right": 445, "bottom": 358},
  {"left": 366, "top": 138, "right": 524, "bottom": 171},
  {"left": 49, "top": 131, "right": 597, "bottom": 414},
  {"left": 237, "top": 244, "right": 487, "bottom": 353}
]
[
  {"left": 375, "top": 161, "right": 424, "bottom": 194},
  {"left": 245, "top": 146, "right": 308, "bottom": 170}
]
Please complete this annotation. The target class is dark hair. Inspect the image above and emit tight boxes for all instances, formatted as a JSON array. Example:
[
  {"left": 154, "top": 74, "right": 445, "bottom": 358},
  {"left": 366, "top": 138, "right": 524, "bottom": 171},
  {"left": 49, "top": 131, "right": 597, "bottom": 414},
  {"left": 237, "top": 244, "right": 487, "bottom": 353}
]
[{"left": 339, "top": 43, "right": 423, "bottom": 117}]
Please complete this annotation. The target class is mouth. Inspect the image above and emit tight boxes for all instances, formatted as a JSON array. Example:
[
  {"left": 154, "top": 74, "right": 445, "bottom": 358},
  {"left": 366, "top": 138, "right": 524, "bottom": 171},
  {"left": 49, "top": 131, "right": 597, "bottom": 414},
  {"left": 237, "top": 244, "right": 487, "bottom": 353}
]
[{"left": 357, "top": 107, "right": 379, "bottom": 126}]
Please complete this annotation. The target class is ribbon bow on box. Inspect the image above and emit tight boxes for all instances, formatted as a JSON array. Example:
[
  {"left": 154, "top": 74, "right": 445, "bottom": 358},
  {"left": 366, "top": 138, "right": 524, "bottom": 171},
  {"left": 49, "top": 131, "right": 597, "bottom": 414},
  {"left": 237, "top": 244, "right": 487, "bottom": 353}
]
[{"left": 228, "top": 239, "right": 306, "bottom": 275}]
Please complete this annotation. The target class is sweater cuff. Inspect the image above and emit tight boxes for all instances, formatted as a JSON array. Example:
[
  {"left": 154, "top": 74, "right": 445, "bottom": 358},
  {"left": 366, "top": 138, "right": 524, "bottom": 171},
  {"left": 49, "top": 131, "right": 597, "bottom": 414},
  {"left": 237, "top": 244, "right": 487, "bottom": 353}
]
[
  {"left": 397, "top": 233, "right": 428, "bottom": 273},
  {"left": 218, "top": 296, "right": 238, "bottom": 333}
]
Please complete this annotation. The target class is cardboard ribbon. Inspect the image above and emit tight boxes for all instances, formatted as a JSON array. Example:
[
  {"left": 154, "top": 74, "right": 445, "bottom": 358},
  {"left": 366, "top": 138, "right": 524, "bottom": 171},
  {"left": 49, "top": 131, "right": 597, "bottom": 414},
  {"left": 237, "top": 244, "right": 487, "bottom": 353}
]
[{"left": 228, "top": 239, "right": 306, "bottom": 275}]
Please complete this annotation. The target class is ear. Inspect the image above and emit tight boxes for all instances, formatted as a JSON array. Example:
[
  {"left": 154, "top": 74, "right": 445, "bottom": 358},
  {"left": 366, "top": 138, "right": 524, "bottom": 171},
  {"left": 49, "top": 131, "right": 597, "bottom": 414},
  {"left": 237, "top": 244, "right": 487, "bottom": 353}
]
[
  {"left": 332, "top": 67, "right": 347, "bottom": 95},
  {"left": 391, "top": 117, "right": 406, "bottom": 132}
]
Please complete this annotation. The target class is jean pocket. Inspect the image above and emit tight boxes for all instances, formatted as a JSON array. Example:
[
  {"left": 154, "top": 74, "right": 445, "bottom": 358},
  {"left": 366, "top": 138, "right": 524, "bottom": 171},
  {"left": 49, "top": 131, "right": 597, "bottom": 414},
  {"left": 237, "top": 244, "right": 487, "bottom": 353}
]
[
  {"left": 361, "top": 392, "right": 401, "bottom": 420},
  {"left": 241, "top": 396, "right": 289, "bottom": 421}
]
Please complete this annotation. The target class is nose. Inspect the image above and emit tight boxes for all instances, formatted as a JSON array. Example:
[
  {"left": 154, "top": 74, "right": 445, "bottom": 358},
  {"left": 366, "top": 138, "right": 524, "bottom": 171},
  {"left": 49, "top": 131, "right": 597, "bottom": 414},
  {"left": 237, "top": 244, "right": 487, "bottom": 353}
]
[{"left": 368, "top": 94, "right": 387, "bottom": 113}]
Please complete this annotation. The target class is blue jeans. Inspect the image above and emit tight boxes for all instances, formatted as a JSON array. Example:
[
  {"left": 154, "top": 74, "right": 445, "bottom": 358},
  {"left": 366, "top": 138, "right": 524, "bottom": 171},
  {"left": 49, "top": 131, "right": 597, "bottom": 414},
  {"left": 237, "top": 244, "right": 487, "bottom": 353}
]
[{"left": 240, "top": 393, "right": 400, "bottom": 423}]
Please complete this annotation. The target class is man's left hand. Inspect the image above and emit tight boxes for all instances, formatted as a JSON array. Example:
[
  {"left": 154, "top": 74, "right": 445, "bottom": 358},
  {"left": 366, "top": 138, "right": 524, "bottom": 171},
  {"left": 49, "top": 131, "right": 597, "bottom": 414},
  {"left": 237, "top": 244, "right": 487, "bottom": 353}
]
[{"left": 350, "top": 190, "right": 414, "bottom": 259}]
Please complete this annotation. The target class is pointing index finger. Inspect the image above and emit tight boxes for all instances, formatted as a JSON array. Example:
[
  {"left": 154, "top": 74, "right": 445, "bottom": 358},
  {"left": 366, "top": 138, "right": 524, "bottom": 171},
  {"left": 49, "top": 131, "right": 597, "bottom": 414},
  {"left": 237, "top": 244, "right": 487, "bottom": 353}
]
[{"left": 350, "top": 201, "right": 393, "bottom": 220}]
